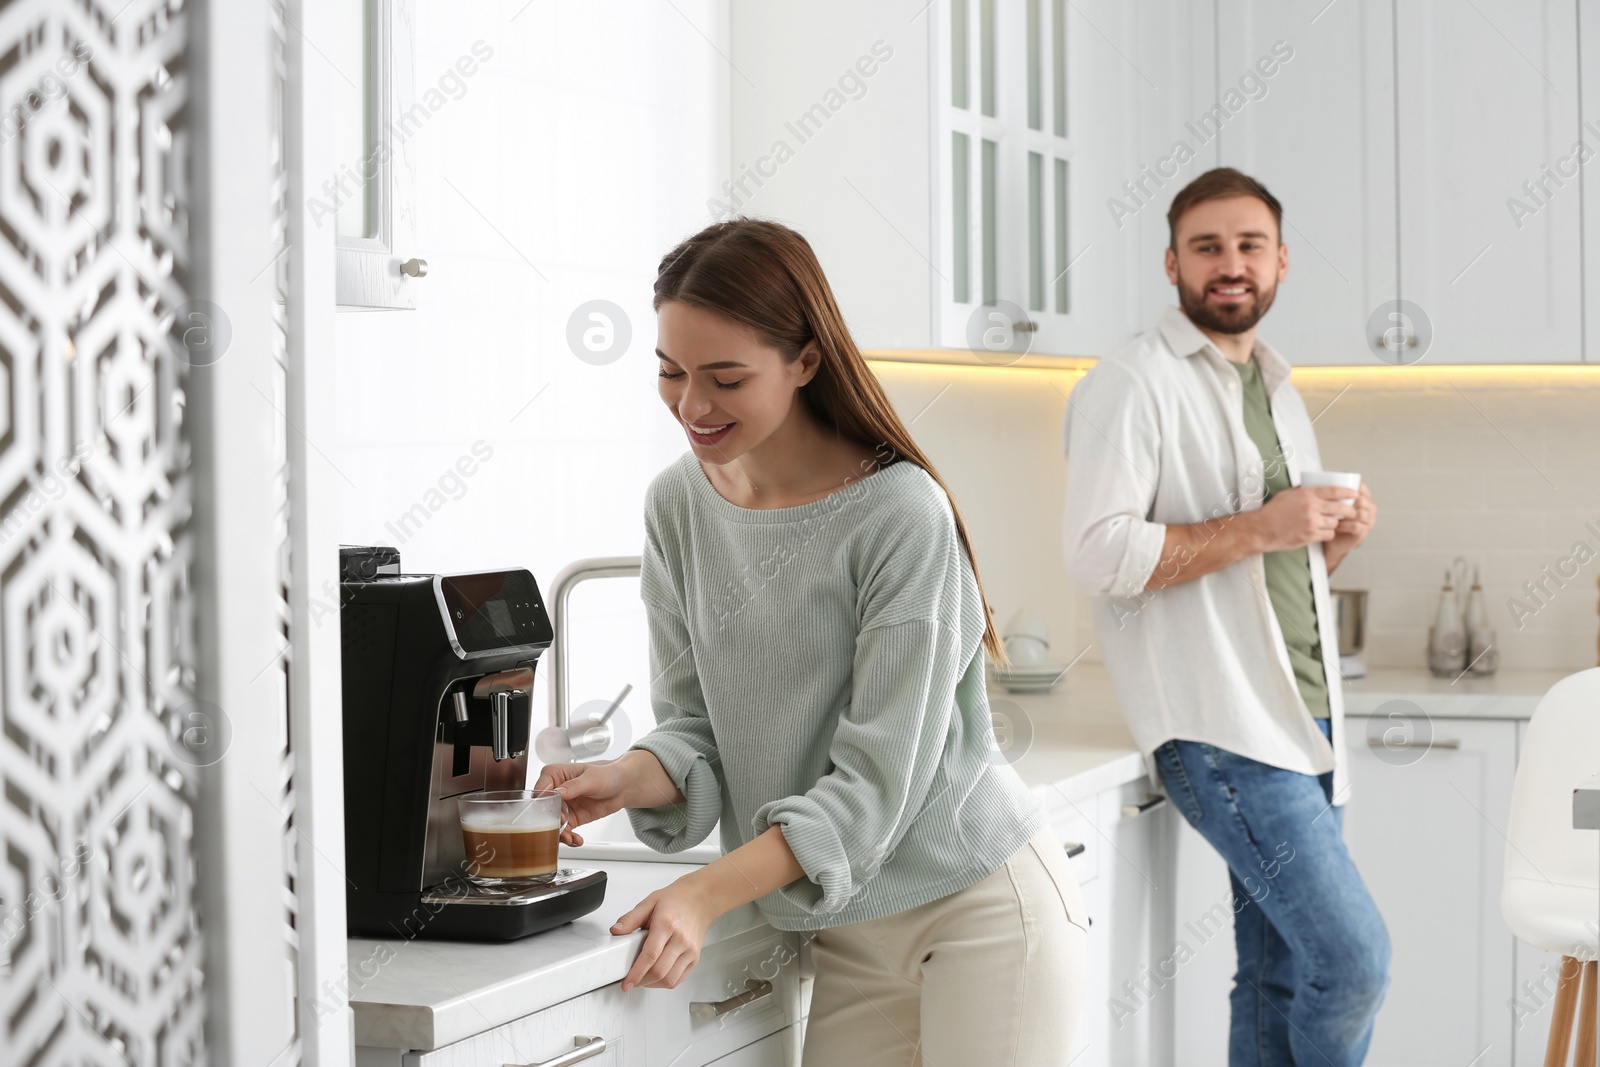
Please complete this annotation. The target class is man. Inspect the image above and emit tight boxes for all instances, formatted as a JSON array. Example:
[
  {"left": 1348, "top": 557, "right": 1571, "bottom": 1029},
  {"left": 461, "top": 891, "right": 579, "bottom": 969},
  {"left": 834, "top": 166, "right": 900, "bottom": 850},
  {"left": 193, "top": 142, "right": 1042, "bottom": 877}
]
[{"left": 1062, "top": 167, "right": 1389, "bottom": 1065}]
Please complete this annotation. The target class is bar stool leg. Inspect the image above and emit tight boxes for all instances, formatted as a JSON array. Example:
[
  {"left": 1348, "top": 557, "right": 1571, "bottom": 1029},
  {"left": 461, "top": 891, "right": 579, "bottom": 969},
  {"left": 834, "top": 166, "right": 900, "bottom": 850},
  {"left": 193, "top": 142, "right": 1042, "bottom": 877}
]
[
  {"left": 1575, "top": 961, "right": 1598, "bottom": 1067},
  {"left": 1548, "top": 956, "right": 1583, "bottom": 1067}
]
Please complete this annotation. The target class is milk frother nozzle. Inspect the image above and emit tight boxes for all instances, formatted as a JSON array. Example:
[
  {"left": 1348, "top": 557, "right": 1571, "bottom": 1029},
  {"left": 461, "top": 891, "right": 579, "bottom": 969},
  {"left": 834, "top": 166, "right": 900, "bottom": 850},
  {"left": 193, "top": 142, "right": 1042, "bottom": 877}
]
[
  {"left": 476, "top": 668, "right": 534, "bottom": 761},
  {"left": 491, "top": 692, "right": 510, "bottom": 761}
]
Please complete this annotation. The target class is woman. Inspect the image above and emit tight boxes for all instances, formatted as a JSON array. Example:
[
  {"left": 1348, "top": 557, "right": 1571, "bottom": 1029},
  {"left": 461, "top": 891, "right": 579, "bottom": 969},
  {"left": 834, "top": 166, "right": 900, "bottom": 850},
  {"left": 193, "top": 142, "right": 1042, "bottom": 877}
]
[{"left": 535, "top": 218, "right": 1087, "bottom": 1064}]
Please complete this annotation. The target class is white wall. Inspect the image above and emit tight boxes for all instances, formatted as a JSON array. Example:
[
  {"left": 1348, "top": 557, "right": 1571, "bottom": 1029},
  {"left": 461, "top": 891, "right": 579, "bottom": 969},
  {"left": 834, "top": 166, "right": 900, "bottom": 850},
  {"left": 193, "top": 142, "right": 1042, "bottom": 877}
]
[{"left": 328, "top": 0, "right": 731, "bottom": 748}]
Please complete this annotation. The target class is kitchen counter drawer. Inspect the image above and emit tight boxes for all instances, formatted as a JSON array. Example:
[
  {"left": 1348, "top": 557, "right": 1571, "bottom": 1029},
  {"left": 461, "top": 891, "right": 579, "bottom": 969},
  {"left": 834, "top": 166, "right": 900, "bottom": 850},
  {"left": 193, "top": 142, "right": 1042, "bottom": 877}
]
[
  {"left": 634, "top": 925, "right": 804, "bottom": 1067},
  {"left": 405, "top": 982, "right": 630, "bottom": 1066},
  {"left": 701, "top": 1027, "right": 802, "bottom": 1065},
  {"left": 401, "top": 926, "right": 804, "bottom": 1067}
]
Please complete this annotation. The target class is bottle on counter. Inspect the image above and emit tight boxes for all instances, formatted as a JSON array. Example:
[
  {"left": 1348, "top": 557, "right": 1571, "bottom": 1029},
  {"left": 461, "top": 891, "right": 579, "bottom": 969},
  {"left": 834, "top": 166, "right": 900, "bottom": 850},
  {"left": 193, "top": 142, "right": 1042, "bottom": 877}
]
[
  {"left": 1427, "top": 568, "right": 1468, "bottom": 677},
  {"left": 1464, "top": 565, "right": 1499, "bottom": 676}
]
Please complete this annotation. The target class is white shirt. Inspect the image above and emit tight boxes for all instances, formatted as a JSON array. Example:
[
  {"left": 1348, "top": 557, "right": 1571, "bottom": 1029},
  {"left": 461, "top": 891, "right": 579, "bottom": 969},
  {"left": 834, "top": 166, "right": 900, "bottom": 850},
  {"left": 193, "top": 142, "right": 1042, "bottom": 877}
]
[{"left": 1061, "top": 306, "right": 1349, "bottom": 805}]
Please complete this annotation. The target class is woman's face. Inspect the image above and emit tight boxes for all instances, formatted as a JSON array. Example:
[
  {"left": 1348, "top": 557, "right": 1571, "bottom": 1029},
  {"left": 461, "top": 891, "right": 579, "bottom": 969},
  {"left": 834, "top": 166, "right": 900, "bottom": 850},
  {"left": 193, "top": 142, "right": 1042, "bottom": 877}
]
[{"left": 655, "top": 300, "right": 818, "bottom": 464}]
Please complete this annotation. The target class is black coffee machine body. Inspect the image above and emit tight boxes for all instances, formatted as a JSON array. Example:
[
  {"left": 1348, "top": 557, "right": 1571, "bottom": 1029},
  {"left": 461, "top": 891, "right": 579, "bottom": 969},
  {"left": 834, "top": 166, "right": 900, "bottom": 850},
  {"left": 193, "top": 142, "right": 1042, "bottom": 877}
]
[{"left": 339, "top": 548, "right": 606, "bottom": 941}]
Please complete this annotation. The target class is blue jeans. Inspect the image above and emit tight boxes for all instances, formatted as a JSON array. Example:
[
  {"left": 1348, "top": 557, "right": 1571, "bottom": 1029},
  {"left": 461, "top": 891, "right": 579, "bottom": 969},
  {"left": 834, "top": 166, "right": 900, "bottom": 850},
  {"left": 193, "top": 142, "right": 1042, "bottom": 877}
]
[{"left": 1152, "top": 718, "right": 1390, "bottom": 1067}]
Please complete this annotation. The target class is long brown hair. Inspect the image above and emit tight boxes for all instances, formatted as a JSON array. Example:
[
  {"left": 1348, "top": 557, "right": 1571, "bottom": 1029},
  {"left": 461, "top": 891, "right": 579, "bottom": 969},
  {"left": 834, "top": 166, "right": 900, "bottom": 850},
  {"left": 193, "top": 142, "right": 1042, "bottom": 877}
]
[{"left": 654, "top": 218, "right": 1007, "bottom": 665}]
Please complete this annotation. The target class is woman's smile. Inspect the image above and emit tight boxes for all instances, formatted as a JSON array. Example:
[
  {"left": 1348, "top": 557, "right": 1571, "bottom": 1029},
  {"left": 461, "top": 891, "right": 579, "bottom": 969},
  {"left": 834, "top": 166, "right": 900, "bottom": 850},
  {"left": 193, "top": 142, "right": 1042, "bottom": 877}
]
[{"left": 683, "top": 418, "right": 736, "bottom": 446}]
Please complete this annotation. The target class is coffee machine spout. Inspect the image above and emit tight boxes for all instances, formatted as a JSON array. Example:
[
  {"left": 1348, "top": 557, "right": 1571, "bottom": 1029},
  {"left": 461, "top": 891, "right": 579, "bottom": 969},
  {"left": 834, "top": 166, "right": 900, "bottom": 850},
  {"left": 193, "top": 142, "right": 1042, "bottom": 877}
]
[{"left": 490, "top": 690, "right": 519, "bottom": 761}]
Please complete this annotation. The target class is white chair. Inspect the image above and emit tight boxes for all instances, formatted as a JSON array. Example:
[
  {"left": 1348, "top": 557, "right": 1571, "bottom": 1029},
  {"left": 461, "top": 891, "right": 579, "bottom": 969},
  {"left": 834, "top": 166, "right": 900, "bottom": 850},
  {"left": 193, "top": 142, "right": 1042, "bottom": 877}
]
[{"left": 1503, "top": 667, "right": 1600, "bottom": 1066}]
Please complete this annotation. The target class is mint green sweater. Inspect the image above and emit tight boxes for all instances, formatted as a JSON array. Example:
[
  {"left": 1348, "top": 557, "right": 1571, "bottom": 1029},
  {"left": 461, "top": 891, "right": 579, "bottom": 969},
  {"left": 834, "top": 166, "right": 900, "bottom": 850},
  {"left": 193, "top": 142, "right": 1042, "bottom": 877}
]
[{"left": 626, "top": 451, "right": 1046, "bottom": 931}]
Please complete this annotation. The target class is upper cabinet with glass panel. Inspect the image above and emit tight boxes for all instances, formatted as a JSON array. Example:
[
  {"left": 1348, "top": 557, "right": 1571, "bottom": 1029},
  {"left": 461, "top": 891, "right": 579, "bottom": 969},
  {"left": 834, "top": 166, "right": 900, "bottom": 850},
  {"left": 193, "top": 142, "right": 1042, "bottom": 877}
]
[
  {"left": 727, "top": 1, "right": 1145, "bottom": 359},
  {"left": 330, "top": 0, "right": 420, "bottom": 309}
]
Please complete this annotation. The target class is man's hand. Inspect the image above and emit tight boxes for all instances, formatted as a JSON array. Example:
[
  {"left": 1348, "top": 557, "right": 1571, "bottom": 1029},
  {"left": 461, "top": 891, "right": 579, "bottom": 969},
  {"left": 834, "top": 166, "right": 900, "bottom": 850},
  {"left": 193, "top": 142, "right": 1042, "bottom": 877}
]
[
  {"left": 1144, "top": 485, "right": 1369, "bottom": 592},
  {"left": 1324, "top": 482, "right": 1376, "bottom": 574},
  {"left": 1252, "top": 485, "right": 1352, "bottom": 552}
]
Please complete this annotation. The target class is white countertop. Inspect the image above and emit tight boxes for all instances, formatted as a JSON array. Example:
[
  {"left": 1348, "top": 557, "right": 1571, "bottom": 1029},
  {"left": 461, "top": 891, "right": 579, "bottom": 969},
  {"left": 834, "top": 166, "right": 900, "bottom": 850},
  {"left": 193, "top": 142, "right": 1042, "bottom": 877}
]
[
  {"left": 994, "top": 663, "right": 1148, "bottom": 803},
  {"left": 348, "top": 661, "right": 1562, "bottom": 1050},
  {"left": 348, "top": 859, "right": 765, "bottom": 1050},
  {"left": 1342, "top": 667, "right": 1570, "bottom": 719}
]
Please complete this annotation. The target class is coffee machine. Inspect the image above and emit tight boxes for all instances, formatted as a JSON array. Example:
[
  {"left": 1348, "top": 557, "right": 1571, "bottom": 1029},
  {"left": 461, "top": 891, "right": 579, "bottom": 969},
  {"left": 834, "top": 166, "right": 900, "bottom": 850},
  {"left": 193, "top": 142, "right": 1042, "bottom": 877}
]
[{"left": 339, "top": 547, "right": 606, "bottom": 941}]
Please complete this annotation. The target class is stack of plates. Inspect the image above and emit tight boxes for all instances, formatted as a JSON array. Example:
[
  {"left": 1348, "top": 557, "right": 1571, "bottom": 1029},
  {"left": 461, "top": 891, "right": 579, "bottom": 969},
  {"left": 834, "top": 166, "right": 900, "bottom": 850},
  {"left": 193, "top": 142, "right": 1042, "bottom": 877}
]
[{"left": 989, "top": 662, "right": 1069, "bottom": 694}]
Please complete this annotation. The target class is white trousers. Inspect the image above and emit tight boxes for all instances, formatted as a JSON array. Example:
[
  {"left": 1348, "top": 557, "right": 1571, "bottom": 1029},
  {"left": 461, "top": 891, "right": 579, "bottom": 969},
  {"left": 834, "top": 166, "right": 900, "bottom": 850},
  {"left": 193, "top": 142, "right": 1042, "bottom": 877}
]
[{"left": 801, "top": 825, "right": 1089, "bottom": 1066}]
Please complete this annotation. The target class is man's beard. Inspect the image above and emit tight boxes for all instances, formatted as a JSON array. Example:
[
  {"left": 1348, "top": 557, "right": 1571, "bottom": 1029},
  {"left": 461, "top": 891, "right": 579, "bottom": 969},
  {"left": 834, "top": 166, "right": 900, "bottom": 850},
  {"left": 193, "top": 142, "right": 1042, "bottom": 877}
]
[{"left": 1176, "top": 272, "right": 1277, "bottom": 335}]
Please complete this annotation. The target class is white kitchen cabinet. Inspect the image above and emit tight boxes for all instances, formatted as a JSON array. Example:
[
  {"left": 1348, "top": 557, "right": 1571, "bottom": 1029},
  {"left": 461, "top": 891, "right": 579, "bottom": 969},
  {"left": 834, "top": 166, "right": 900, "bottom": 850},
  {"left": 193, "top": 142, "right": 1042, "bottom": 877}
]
[
  {"left": 1342, "top": 716, "right": 1519, "bottom": 1066},
  {"left": 404, "top": 982, "right": 633, "bottom": 1066},
  {"left": 1047, "top": 778, "right": 1176, "bottom": 1066},
  {"left": 1095, "top": 781, "right": 1177, "bottom": 1066},
  {"left": 1214, "top": 0, "right": 1397, "bottom": 366},
  {"left": 1168, "top": 816, "right": 1233, "bottom": 1067},
  {"left": 1197, "top": 1, "right": 1585, "bottom": 365},
  {"left": 728, "top": 0, "right": 1141, "bottom": 358},
  {"left": 934, "top": 0, "right": 1143, "bottom": 357},
  {"left": 633, "top": 926, "right": 805, "bottom": 1067},
  {"left": 700, "top": 1028, "right": 801, "bottom": 1066},
  {"left": 403, "top": 927, "right": 803, "bottom": 1067},
  {"left": 1585, "top": 3, "right": 1600, "bottom": 364},
  {"left": 1130, "top": 0, "right": 1218, "bottom": 332},
  {"left": 1393, "top": 0, "right": 1583, "bottom": 364}
]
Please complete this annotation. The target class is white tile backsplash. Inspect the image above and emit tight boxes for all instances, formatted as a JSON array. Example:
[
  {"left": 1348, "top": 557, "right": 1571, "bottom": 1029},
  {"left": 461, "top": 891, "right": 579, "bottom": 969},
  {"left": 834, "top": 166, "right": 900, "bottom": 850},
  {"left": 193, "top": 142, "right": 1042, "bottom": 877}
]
[{"left": 872, "top": 360, "right": 1600, "bottom": 675}]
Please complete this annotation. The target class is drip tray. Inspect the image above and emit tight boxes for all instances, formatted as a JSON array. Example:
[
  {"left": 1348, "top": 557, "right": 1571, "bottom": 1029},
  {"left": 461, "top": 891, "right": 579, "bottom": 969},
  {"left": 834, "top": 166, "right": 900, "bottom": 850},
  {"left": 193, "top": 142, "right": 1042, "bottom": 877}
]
[{"left": 421, "top": 867, "right": 606, "bottom": 907}]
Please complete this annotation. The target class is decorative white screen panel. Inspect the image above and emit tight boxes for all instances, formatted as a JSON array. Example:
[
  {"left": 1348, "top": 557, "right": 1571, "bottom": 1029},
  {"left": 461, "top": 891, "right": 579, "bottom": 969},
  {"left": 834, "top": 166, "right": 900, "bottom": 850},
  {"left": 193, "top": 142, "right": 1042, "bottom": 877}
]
[{"left": 0, "top": 1, "right": 208, "bottom": 1062}]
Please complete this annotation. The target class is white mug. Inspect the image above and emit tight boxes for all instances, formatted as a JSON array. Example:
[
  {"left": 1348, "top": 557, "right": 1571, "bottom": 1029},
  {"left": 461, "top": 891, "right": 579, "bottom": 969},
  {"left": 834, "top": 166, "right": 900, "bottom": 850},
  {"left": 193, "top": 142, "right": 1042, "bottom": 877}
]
[
  {"left": 1300, "top": 470, "right": 1361, "bottom": 506},
  {"left": 1003, "top": 633, "right": 1048, "bottom": 666},
  {"left": 1003, "top": 607, "right": 1050, "bottom": 646}
]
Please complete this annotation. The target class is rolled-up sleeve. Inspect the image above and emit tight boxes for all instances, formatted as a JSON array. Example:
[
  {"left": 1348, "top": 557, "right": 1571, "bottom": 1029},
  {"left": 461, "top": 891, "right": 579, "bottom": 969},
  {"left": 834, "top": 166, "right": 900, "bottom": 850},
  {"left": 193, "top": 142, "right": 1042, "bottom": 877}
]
[
  {"left": 625, "top": 521, "right": 725, "bottom": 853},
  {"left": 1061, "top": 360, "right": 1166, "bottom": 596},
  {"left": 753, "top": 499, "right": 968, "bottom": 917}
]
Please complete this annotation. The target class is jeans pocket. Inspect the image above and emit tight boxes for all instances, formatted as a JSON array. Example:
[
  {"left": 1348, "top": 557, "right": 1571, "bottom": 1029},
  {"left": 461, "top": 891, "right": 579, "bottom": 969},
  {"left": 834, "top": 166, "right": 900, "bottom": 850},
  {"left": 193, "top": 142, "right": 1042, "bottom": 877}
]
[{"left": 1153, "top": 741, "right": 1204, "bottom": 828}]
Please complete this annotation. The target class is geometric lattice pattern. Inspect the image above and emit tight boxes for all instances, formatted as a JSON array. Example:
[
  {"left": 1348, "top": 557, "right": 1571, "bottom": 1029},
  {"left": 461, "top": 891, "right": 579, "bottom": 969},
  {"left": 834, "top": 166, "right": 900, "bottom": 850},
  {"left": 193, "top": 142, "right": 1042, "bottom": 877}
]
[
  {"left": 265, "top": 0, "right": 303, "bottom": 1059},
  {"left": 0, "top": 2, "right": 206, "bottom": 1061}
]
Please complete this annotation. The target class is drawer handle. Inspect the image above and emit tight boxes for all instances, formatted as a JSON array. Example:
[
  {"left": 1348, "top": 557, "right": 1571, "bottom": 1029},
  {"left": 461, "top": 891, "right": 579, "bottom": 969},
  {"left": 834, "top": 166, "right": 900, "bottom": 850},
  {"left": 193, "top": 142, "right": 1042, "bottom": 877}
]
[
  {"left": 504, "top": 1035, "right": 607, "bottom": 1067},
  {"left": 1062, "top": 841, "right": 1086, "bottom": 859},
  {"left": 1120, "top": 794, "right": 1167, "bottom": 818},
  {"left": 690, "top": 978, "right": 773, "bottom": 1020},
  {"left": 1368, "top": 737, "right": 1460, "bottom": 750}
]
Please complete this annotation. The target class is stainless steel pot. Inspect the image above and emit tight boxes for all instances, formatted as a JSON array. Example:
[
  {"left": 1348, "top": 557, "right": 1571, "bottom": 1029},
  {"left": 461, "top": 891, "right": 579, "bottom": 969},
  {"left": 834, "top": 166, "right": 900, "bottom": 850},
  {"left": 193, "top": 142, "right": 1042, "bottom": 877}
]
[{"left": 1332, "top": 588, "right": 1368, "bottom": 679}]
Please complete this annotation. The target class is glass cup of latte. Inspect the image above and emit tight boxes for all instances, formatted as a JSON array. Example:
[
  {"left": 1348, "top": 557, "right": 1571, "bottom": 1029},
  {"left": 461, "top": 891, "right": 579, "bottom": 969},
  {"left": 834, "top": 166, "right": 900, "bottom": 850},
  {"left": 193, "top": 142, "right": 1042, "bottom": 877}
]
[{"left": 458, "top": 789, "right": 567, "bottom": 885}]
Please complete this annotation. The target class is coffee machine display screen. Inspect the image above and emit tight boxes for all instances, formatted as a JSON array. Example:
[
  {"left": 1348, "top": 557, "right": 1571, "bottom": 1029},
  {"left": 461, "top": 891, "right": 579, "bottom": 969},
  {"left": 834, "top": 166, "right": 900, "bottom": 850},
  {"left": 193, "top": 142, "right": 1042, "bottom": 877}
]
[{"left": 436, "top": 571, "right": 553, "bottom": 656}]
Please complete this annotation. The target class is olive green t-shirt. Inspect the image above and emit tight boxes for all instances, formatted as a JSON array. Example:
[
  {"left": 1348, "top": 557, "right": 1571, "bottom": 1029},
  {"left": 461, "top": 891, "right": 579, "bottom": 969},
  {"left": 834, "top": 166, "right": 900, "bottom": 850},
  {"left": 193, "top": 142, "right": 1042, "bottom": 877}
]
[{"left": 1233, "top": 354, "right": 1331, "bottom": 718}]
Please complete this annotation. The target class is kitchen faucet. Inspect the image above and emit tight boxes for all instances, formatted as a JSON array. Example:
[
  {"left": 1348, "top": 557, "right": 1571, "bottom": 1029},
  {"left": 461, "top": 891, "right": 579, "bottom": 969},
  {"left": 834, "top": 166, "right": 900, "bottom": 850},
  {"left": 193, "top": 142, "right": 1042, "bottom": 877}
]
[{"left": 540, "top": 555, "right": 642, "bottom": 758}]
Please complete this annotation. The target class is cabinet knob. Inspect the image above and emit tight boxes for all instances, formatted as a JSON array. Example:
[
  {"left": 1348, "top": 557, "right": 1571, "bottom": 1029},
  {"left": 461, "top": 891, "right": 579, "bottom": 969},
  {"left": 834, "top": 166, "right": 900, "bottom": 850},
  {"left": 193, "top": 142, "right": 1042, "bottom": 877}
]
[
  {"left": 400, "top": 257, "right": 429, "bottom": 278},
  {"left": 504, "top": 1034, "right": 607, "bottom": 1067},
  {"left": 1063, "top": 841, "right": 1086, "bottom": 859}
]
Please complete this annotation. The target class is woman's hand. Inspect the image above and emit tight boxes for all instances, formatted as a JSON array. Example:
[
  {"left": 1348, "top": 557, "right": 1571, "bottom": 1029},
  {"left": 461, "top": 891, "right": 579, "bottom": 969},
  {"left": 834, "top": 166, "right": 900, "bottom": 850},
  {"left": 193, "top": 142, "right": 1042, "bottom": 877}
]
[
  {"left": 611, "top": 877, "right": 720, "bottom": 991},
  {"left": 534, "top": 759, "right": 631, "bottom": 847}
]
